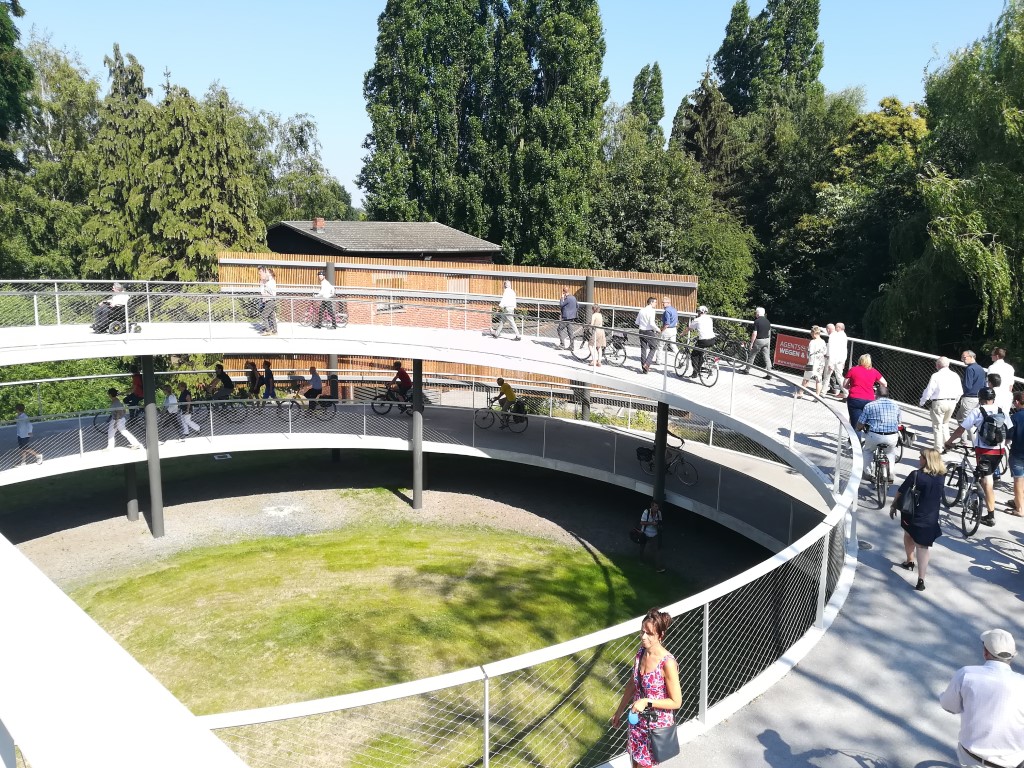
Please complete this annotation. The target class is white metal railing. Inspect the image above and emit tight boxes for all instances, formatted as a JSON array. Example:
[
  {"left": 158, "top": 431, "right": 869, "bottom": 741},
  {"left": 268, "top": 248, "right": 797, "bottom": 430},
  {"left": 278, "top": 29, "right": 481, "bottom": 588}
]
[{"left": 0, "top": 282, "right": 862, "bottom": 768}]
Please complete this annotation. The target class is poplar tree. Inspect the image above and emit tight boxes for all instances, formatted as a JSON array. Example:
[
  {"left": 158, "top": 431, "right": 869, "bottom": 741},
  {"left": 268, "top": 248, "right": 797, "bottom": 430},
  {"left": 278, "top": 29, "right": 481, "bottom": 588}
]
[
  {"left": 0, "top": 0, "right": 32, "bottom": 170},
  {"left": 713, "top": 0, "right": 760, "bottom": 116},
  {"left": 629, "top": 63, "right": 664, "bottom": 142}
]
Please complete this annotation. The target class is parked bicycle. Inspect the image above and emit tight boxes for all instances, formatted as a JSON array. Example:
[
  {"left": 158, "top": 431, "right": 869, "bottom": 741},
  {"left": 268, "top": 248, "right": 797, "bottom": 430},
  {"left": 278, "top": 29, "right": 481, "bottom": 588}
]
[
  {"left": 569, "top": 327, "right": 627, "bottom": 366},
  {"left": 474, "top": 400, "right": 528, "bottom": 433},
  {"left": 635, "top": 432, "right": 697, "bottom": 486}
]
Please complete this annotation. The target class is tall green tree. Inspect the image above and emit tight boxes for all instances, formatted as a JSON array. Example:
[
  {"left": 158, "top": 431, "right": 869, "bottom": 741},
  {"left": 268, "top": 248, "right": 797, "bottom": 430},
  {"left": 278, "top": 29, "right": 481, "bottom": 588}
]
[
  {"left": 629, "top": 62, "right": 664, "bottom": 142},
  {"left": 713, "top": 0, "right": 760, "bottom": 116},
  {"left": 0, "top": 0, "right": 33, "bottom": 170},
  {"left": 670, "top": 68, "right": 739, "bottom": 194}
]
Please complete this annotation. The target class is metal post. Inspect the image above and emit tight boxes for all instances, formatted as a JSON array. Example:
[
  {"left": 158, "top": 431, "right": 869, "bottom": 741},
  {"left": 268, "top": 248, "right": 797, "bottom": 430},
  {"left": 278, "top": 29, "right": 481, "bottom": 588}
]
[
  {"left": 32, "top": 295, "right": 39, "bottom": 327},
  {"left": 0, "top": 717, "right": 15, "bottom": 768},
  {"left": 124, "top": 462, "right": 139, "bottom": 522},
  {"left": 580, "top": 276, "right": 595, "bottom": 422},
  {"left": 833, "top": 424, "right": 843, "bottom": 494},
  {"left": 653, "top": 402, "right": 669, "bottom": 505},
  {"left": 54, "top": 282, "right": 61, "bottom": 325},
  {"left": 541, "top": 417, "right": 547, "bottom": 458},
  {"left": 412, "top": 359, "right": 424, "bottom": 509},
  {"left": 482, "top": 674, "right": 491, "bottom": 768},
  {"left": 142, "top": 356, "right": 164, "bottom": 537},
  {"left": 699, "top": 603, "right": 710, "bottom": 723},
  {"left": 78, "top": 414, "right": 85, "bottom": 456},
  {"left": 815, "top": 533, "right": 831, "bottom": 628},
  {"left": 728, "top": 365, "right": 737, "bottom": 416},
  {"left": 35, "top": 384, "right": 42, "bottom": 417},
  {"left": 788, "top": 387, "right": 799, "bottom": 450},
  {"left": 708, "top": 420, "right": 715, "bottom": 448},
  {"left": 207, "top": 296, "right": 213, "bottom": 340}
]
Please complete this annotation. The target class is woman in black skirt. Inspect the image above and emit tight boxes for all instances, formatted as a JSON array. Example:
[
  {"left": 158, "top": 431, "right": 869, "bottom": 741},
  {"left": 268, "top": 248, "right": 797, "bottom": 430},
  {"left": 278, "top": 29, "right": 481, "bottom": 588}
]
[{"left": 890, "top": 447, "right": 945, "bottom": 591}]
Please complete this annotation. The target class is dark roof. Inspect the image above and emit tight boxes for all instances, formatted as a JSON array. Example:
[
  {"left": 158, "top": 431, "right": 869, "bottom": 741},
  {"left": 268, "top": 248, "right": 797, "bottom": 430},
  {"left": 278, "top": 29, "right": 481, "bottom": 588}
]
[{"left": 271, "top": 221, "right": 501, "bottom": 254}]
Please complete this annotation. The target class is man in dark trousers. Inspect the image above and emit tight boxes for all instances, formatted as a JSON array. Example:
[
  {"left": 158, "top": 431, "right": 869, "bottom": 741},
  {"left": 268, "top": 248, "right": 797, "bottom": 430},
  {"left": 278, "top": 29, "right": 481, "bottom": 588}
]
[
  {"left": 742, "top": 307, "right": 772, "bottom": 376},
  {"left": 556, "top": 285, "right": 578, "bottom": 349}
]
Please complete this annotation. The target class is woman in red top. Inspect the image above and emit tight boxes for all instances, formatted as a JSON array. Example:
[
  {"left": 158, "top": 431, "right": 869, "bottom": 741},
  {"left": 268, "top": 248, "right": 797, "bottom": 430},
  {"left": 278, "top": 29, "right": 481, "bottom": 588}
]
[{"left": 843, "top": 353, "right": 887, "bottom": 428}]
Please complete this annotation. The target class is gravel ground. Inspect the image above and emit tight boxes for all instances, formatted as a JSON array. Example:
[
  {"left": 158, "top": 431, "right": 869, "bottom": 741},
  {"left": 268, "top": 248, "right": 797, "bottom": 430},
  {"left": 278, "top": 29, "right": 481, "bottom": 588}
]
[{"left": 2, "top": 449, "right": 772, "bottom": 592}]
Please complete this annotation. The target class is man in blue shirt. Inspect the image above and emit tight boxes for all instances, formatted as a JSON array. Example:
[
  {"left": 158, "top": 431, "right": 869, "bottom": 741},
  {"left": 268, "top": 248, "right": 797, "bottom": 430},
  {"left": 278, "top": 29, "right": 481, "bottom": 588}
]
[
  {"left": 857, "top": 384, "right": 902, "bottom": 482},
  {"left": 957, "top": 350, "right": 988, "bottom": 440},
  {"left": 556, "top": 285, "right": 578, "bottom": 349},
  {"left": 659, "top": 297, "right": 678, "bottom": 365}
]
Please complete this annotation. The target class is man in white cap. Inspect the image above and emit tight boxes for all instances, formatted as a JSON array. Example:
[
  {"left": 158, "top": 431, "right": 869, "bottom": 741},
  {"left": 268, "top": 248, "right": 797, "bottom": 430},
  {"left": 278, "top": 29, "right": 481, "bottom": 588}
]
[{"left": 940, "top": 628, "right": 1024, "bottom": 768}]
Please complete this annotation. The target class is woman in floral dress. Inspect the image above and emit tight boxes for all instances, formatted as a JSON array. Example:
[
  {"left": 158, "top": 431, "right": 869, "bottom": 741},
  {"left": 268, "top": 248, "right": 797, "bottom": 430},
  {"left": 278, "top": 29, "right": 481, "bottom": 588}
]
[{"left": 611, "top": 608, "right": 682, "bottom": 767}]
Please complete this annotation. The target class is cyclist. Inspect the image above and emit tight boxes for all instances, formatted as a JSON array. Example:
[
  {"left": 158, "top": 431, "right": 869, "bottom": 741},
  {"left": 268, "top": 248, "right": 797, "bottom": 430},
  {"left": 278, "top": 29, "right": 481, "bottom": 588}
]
[
  {"left": 305, "top": 366, "right": 323, "bottom": 410},
  {"left": 210, "top": 363, "right": 234, "bottom": 401},
  {"left": 686, "top": 305, "right": 716, "bottom": 378},
  {"left": 390, "top": 360, "right": 412, "bottom": 402},
  {"left": 856, "top": 384, "right": 901, "bottom": 484},
  {"left": 490, "top": 377, "right": 517, "bottom": 428},
  {"left": 944, "top": 386, "right": 1012, "bottom": 527}
]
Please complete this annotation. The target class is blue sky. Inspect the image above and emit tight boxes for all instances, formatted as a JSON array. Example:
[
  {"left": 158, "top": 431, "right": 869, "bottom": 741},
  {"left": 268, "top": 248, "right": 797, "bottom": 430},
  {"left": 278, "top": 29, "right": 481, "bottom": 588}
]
[{"left": 17, "top": 1, "right": 1005, "bottom": 207}]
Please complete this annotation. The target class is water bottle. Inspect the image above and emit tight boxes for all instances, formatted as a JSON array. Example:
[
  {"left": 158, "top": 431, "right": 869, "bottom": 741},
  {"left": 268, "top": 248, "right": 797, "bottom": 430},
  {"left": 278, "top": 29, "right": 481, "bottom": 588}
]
[{"left": 627, "top": 710, "right": 640, "bottom": 725}]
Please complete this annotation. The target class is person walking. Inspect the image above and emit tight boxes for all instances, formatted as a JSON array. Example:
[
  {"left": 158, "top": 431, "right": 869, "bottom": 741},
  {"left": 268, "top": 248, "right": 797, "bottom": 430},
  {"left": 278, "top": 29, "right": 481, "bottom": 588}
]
[
  {"left": 988, "top": 372, "right": 1013, "bottom": 416},
  {"left": 944, "top": 387, "right": 1011, "bottom": 528},
  {"left": 1009, "top": 390, "right": 1024, "bottom": 517},
  {"left": 556, "top": 285, "right": 577, "bottom": 349},
  {"left": 637, "top": 499, "right": 666, "bottom": 573},
  {"left": 259, "top": 266, "right": 278, "bottom": 336},
  {"left": 244, "top": 361, "right": 261, "bottom": 398},
  {"left": 798, "top": 326, "right": 827, "bottom": 397},
  {"left": 313, "top": 270, "right": 338, "bottom": 329},
  {"left": 825, "top": 322, "right": 849, "bottom": 397},
  {"left": 940, "top": 629, "right": 1024, "bottom": 768},
  {"left": 14, "top": 404, "right": 42, "bottom": 465},
  {"left": 920, "top": 357, "right": 964, "bottom": 450},
  {"left": 589, "top": 305, "right": 606, "bottom": 367},
  {"left": 658, "top": 297, "right": 678, "bottom": 366},
  {"left": 104, "top": 388, "right": 143, "bottom": 451},
  {"left": 844, "top": 354, "right": 886, "bottom": 429},
  {"left": 741, "top": 307, "right": 772, "bottom": 376},
  {"left": 890, "top": 448, "right": 945, "bottom": 591},
  {"left": 988, "top": 348, "right": 1015, "bottom": 407},
  {"left": 686, "top": 305, "right": 716, "bottom": 379},
  {"left": 957, "top": 350, "right": 987, "bottom": 442},
  {"left": 611, "top": 608, "right": 682, "bottom": 768},
  {"left": 635, "top": 297, "right": 659, "bottom": 374},
  {"left": 493, "top": 280, "right": 521, "bottom": 340},
  {"left": 176, "top": 382, "right": 202, "bottom": 438},
  {"left": 261, "top": 360, "right": 277, "bottom": 399}
]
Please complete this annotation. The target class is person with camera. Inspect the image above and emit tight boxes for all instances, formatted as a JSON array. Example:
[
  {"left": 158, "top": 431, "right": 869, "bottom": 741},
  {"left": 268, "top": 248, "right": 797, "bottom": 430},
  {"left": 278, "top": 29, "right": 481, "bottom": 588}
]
[
  {"left": 944, "top": 387, "right": 1012, "bottom": 528},
  {"left": 611, "top": 608, "right": 682, "bottom": 767}
]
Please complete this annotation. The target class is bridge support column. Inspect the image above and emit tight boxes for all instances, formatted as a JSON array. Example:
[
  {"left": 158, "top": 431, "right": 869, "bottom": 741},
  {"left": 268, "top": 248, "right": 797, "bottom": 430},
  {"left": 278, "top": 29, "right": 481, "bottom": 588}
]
[
  {"left": 653, "top": 401, "right": 669, "bottom": 505},
  {"left": 141, "top": 356, "right": 164, "bottom": 538},
  {"left": 581, "top": 276, "right": 595, "bottom": 421},
  {"left": 412, "top": 359, "right": 424, "bottom": 509},
  {"left": 124, "top": 462, "right": 139, "bottom": 522},
  {"left": 326, "top": 262, "right": 338, "bottom": 375}
]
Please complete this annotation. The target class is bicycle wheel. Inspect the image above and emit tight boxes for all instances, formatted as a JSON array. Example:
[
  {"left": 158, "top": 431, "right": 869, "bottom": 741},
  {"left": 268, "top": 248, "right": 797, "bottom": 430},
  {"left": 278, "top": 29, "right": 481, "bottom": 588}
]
[
  {"left": 507, "top": 413, "right": 528, "bottom": 433},
  {"left": 874, "top": 461, "right": 889, "bottom": 509},
  {"left": 961, "top": 489, "right": 982, "bottom": 537},
  {"left": 313, "top": 400, "right": 337, "bottom": 421},
  {"left": 276, "top": 399, "right": 299, "bottom": 421},
  {"left": 371, "top": 395, "right": 393, "bottom": 415},
  {"left": 698, "top": 358, "right": 720, "bottom": 387},
  {"left": 673, "top": 459, "right": 698, "bottom": 487},
  {"left": 639, "top": 458, "right": 656, "bottom": 476},
  {"left": 605, "top": 341, "right": 626, "bottom": 367},
  {"left": 941, "top": 464, "right": 965, "bottom": 508},
  {"left": 570, "top": 331, "right": 592, "bottom": 361},
  {"left": 298, "top": 309, "right": 314, "bottom": 328},
  {"left": 721, "top": 340, "right": 746, "bottom": 367},
  {"left": 93, "top": 413, "right": 110, "bottom": 434},
  {"left": 475, "top": 409, "right": 495, "bottom": 429},
  {"left": 895, "top": 437, "right": 904, "bottom": 464},
  {"left": 336, "top": 313, "right": 349, "bottom": 328},
  {"left": 674, "top": 349, "right": 691, "bottom": 378}
]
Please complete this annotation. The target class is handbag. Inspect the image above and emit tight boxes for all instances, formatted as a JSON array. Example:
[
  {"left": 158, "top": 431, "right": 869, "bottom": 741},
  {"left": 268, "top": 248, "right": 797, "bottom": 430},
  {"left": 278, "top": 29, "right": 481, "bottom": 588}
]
[
  {"left": 635, "top": 653, "right": 680, "bottom": 763},
  {"left": 629, "top": 527, "right": 644, "bottom": 544},
  {"left": 899, "top": 471, "right": 920, "bottom": 516}
]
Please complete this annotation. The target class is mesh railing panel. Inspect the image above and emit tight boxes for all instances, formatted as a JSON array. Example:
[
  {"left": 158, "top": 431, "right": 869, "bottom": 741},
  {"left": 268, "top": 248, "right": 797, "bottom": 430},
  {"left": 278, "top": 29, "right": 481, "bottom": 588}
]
[
  {"left": 215, "top": 681, "right": 485, "bottom": 768},
  {"left": 825, "top": 516, "right": 848, "bottom": 601},
  {"left": 706, "top": 538, "right": 824, "bottom": 707}
]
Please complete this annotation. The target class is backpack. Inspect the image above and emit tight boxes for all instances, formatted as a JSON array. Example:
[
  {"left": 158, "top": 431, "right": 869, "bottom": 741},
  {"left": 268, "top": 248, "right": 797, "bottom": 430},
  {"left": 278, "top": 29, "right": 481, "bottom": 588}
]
[{"left": 979, "top": 406, "right": 1008, "bottom": 445}]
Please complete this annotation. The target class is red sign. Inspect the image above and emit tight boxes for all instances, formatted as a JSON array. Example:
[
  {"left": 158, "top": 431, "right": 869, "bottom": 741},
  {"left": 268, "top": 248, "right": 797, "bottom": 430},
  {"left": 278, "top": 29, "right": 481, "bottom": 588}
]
[{"left": 774, "top": 333, "right": 809, "bottom": 370}]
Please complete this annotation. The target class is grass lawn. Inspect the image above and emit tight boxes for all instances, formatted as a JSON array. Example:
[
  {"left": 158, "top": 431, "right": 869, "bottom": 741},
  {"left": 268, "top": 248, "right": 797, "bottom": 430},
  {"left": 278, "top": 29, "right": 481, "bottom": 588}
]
[{"left": 71, "top": 520, "right": 694, "bottom": 716}]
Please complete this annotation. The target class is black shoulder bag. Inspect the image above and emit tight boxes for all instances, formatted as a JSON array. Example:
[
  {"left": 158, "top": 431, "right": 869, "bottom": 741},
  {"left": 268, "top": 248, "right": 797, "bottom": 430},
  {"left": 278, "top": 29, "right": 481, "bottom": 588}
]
[{"left": 898, "top": 471, "right": 920, "bottom": 517}]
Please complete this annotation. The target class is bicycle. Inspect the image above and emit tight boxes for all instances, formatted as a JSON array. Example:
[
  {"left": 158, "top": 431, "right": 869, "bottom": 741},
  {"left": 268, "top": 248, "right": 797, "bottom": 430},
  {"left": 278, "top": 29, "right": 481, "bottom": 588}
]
[
  {"left": 474, "top": 400, "right": 528, "bottom": 433},
  {"left": 635, "top": 433, "right": 698, "bottom": 486},
  {"left": 297, "top": 299, "right": 349, "bottom": 329},
  {"left": 869, "top": 443, "right": 892, "bottom": 509},
  {"left": 568, "top": 327, "right": 627, "bottom": 366},
  {"left": 372, "top": 386, "right": 412, "bottom": 415},
  {"left": 673, "top": 344, "right": 721, "bottom": 386},
  {"left": 942, "top": 445, "right": 996, "bottom": 537}
]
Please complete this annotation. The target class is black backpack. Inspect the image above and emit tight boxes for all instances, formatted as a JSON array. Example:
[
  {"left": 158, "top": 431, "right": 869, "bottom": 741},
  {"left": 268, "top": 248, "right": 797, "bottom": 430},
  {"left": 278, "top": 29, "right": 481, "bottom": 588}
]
[{"left": 979, "top": 406, "right": 1008, "bottom": 445}]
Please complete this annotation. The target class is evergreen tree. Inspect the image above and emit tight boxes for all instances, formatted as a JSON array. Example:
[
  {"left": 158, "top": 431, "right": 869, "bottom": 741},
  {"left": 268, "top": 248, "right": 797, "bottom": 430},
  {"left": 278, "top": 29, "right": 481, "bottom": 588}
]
[
  {"left": 0, "top": 0, "right": 33, "bottom": 170},
  {"left": 629, "top": 62, "right": 664, "bottom": 142},
  {"left": 670, "top": 68, "right": 738, "bottom": 193},
  {"left": 713, "top": 0, "right": 760, "bottom": 116},
  {"left": 751, "top": 0, "right": 824, "bottom": 109}
]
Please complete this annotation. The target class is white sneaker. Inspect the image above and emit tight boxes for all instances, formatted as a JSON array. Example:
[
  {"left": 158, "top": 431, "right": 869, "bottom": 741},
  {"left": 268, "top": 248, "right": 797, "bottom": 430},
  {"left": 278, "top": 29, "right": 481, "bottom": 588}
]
[
  {"left": 130, "top": 444, "right": 142, "bottom": 450},
  {"left": 36, "top": 454, "right": 43, "bottom": 464}
]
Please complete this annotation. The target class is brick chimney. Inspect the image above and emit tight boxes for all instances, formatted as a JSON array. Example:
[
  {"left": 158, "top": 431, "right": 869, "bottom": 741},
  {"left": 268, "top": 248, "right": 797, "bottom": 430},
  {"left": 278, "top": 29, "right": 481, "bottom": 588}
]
[{"left": 312, "top": 217, "right": 326, "bottom": 232}]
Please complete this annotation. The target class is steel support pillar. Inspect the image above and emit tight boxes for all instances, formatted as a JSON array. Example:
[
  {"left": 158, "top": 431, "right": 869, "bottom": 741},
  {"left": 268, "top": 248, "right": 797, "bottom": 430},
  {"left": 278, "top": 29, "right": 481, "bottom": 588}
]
[
  {"left": 123, "top": 462, "right": 139, "bottom": 522},
  {"left": 581, "top": 276, "right": 595, "bottom": 421},
  {"left": 141, "top": 356, "right": 164, "bottom": 537},
  {"left": 653, "top": 401, "right": 669, "bottom": 505},
  {"left": 326, "top": 262, "right": 338, "bottom": 373},
  {"left": 412, "top": 359, "right": 424, "bottom": 509}
]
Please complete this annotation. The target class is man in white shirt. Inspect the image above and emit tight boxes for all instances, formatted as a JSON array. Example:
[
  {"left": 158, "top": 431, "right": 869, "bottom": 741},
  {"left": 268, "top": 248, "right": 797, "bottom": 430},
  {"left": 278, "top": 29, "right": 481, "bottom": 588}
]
[
  {"left": 686, "top": 305, "right": 716, "bottom": 379},
  {"left": 493, "top": 280, "right": 521, "bottom": 341},
  {"left": 921, "top": 356, "right": 965, "bottom": 449},
  {"left": 945, "top": 387, "right": 1012, "bottom": 526},
  {"left": 825, "top": 322, "right": 848, "bottom": 397},
  {"left": 635, "top": 296, "right": 658, "bottom": 373},
  {"left": 313, "top": 270, "right": 338, "bottom": 329},
  {"left": 14, "top": 403, "right": 43, "bottom": 465},
  {"left": 988, "top": 348, "right": 1015, "bottom": 407},
  {"left": 92, "top": 282, "right": 129, "bottom": 333},
  {"left": 940, "top": 629, "right": 1024, "bottom": 768}
]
